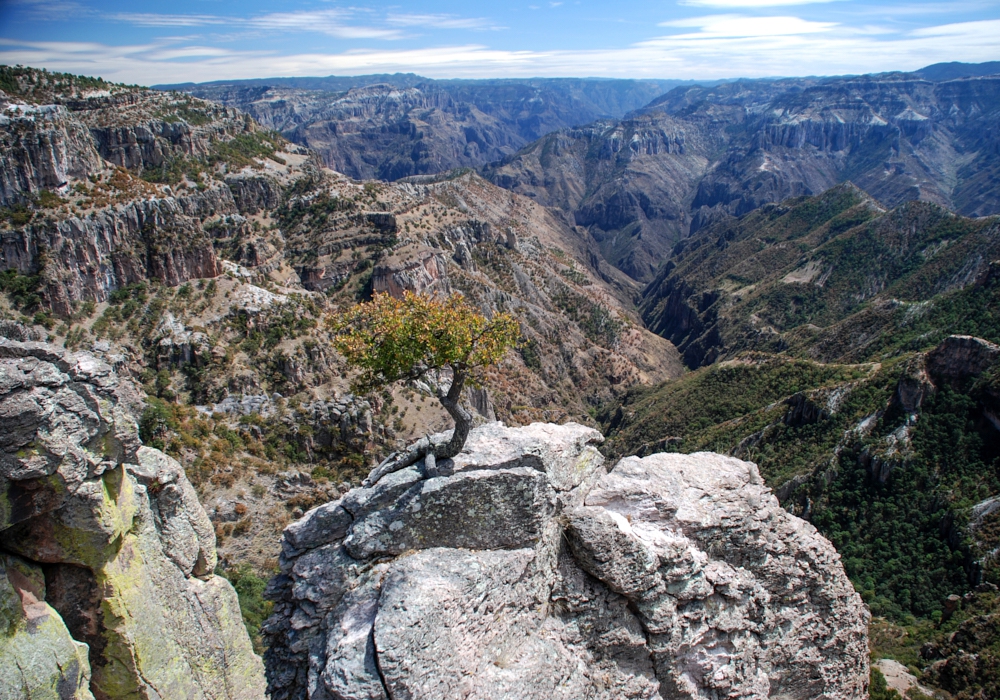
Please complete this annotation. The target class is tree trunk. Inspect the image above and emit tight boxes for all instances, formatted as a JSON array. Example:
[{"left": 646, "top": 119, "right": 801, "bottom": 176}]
[
  {"left": 362, "top": 367, "right": 472, "bottom": 487},
  {"left": 435, "top": 368, "right": 471, "bottom": 459}
]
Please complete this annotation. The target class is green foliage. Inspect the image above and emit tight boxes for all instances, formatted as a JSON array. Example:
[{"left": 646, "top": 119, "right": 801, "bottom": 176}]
[
  {"left": 602, "top": 356, "right": 867, "bottom": 467},
  {"left": 36, "top": 190, "right": 64, "bottom": 208},
  {"left": 0, "top": 204, "right": 33, "bottom": 226},
  {"left": 276, "top": 192, "right": 355, "bottom": 231},
  {"left": 519, "top": 337, "right": 542, "bottom": 371},
  {"left": 141, "top": 131, "right": 285, "bottom": 184},
  {"left": 140, "top": 156, "right": 204, "bottom": 185},
  {"left": 0, "top": 268, "right": 43, "bottom": 312},
  {"left": 869, "top": 668, "right": 902, "bottom": 700},
  {"left": 810, "top": 385, "right": 999, "bottom": 619},
  {"left": 330, "top": 291, "right": 520, "bottom": 396},
  {"left": 230, "top": 305, "right": 318, "bottom": 357},
  {"left": 551, "top": 285, "right": 624, "bottom": 349},
  {"left": 208, "top": 131, "right": 286, "bottom": 169},
  {"left": 109, "top": 282, "right": 148, "bottom": 306},
  {"left": 155, "top": 99, "right": 213, "bottom": 126},
  {"left": 218, "top": 563, "right": 273, "bottom": 654},
  {"left": 0, "top": 65, "right": 116, "bottom": 102},
  {"left": 139, "top": 398, "right": 179, "bottom": 450}
]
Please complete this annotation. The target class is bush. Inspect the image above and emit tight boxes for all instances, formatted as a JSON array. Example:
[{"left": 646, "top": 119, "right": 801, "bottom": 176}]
[
  {"left": 218, "top": 563, "right": 273, "bottom": 654},
  {"left": 0, "top": 268, "right": 43, "bottom": 311},
  {"left": 139, "top": 399, "right": 177, "bottom": 449}
]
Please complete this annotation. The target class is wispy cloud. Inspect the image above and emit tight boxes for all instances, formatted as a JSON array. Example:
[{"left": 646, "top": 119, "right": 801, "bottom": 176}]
[
  {"left": 2, "top": 16, "right": 999, "bottom": 84},
  {"left": 657, "top": 15, "right": 837, "bottom": 37},
  {"left": 254, "top": 10, "right": 403, "bottom": 39},
  {"left": 386, "top": 14, "right": 505, "bottom": 31},
  {"left": 8, "top": 0, "right": 94, "bottom": 21},
  {"left": 110, "top": 13, "right": 230, "bottom": 28},
  {"left": 680, "top": 0, "right": 841, "bottom": 7},
  {"left": 110, "top": 9, "right": 405, "bottom": 40}
]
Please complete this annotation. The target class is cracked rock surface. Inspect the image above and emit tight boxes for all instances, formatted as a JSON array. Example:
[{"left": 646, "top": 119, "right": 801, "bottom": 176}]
[
  {"left": 0, "top": 334, "right": 267, "bottom": 699},
  {"left": 264, "top": 421, "right": 869, "bottom": 700}
]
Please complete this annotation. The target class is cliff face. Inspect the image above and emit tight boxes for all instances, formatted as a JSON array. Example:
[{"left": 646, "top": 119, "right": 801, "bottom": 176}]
[
  {"left": 0, "top": 70, "right": 297, "bottom": 314},
  {"left": 264, "top": 421, "right": 869, "bottom": 700},
  {"left": 0, "top": 101, "right": 102, "bottom": 207},
  {"left": 485, "top": 73, "right": 1000, "bottom": 282},
  {"left": 7, "top": 187, "right": 231, "bottom": 315},
  {"left": 0, "top": 334, "right": 267, "bottom": 699},
  {"left": 177, "top": 77, "right": 687, "bottom": 181}
]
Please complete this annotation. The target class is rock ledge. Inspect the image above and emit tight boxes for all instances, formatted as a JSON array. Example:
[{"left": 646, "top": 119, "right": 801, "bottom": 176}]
[{"left": 265, "top": 421, "right": 869, "bottom": 700}]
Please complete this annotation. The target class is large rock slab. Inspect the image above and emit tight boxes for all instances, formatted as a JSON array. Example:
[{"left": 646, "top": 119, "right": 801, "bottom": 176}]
[
  {"left": 0, "top": 336, "right": 267, "bottom": 699},
  {"left": 571, "top": 452, "right": 870, "bottom": 700},
  {"left": 343, "top": 467, "right": 557, "bottom": 559},
  {"left": 264, "top": 423, "right": 869, "bottom": 700}
]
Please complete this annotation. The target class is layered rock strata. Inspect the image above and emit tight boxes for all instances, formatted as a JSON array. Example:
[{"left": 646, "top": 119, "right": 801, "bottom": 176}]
[
  {"left": 0, "top": 334, "right": 267, "bottom": 699},
  {"left": 265, "top": 421, "right": 869, "bottom": 700}
]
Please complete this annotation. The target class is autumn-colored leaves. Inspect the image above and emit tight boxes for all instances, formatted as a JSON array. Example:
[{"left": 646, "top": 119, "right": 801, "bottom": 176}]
[{"left": 327, "top": 291, "right": 520, "bottom": 398}]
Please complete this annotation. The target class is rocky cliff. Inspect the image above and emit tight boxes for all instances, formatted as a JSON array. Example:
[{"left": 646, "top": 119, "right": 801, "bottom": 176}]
[
  {"left": 264, "top": 421, "right": 869, "bottom": 700},
  {"left": 0, "top": 333, "right": 267, "bottom": 699},
  {"left": 0, "top": 66, "right": 300, "bottom": 314},
  {"left": 171, "top": 77, "right": 689, "bottom": 182},
  {"left": 485, "top": 72, "right": 1000, "bottom": 282}
]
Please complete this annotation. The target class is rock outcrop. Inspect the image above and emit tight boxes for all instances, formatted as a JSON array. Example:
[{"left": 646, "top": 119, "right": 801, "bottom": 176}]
[
  {"left": 0, "top": 334, "right": 267, "bottom": 699},
  {"left": 0, "top": 100, "right": 102, "bottom": 207},
  {"left": 264, "top": 421, "right": 869, "bottom": 700}
]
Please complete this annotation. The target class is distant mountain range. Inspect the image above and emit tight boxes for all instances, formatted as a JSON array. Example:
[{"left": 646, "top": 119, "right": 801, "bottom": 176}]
[
  {"left": 486, "top": 69, "right": 1000, "bottom": 280},
  {"left": 164, "top": 63, "right": 1000, "bottom": 284},
  {"left": 159, "top": 76, "right": 705, "bottom": 181}
]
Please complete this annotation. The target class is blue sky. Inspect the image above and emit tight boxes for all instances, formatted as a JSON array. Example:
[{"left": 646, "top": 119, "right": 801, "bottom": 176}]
[{"left": 1, "top": 1, "right": 999, "bottom": 85}]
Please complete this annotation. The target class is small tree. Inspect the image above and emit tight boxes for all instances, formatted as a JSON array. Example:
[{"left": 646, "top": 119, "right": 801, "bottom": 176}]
[{"left": 330, "top": 291, "right": 519, "bottom": 485}]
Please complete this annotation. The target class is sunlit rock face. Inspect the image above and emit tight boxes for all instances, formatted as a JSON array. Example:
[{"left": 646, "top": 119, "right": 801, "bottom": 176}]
[
  {"left": 265, "top": 421, "right": 869, "bottom": 700},
  {"left": 0, "top": 332, "right": 268, "bottom": 700}
]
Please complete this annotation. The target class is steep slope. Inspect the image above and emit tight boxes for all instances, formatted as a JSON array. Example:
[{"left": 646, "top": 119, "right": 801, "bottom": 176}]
[
  {"left": 485, "top": 72, "right": 1000, "bottom": 282},
  {"left": 0, "top": 66, "right": 682, "bottom": 607},
  {"left": 170, "top": 77, "right": 692, "bottom": 181},
  {"left": 638, "top": 182, "right": 1000, "bottom": 367}
]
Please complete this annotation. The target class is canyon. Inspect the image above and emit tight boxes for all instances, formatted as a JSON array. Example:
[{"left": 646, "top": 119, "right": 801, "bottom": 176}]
[{"left": 2, "top": 61, "right": 1000, "bottom": 699}]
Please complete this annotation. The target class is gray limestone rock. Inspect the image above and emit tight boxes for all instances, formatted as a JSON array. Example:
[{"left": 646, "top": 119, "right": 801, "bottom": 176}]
[
  {"left": 0, "top": 553, "right": 95, "bottom": 699},
  {"left": 0, "top": 338, "right": 267, "bottom": 699},
  {"left": 265, "top": 422, "right": 868, "bottom": 700},
  {"left": 344, "top": 467, "right": 557, "bottom": 560},
  {"left": 578, "top": 452, "right": 870, "bottom": 700}
]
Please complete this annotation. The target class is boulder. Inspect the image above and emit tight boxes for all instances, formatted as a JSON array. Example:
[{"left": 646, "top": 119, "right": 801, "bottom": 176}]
[
  {"left": 265, "top": 422, "right": 869, "bottom": 700},
  {"left": 0, "top": 337, "right": 267, "bottom": 699}
]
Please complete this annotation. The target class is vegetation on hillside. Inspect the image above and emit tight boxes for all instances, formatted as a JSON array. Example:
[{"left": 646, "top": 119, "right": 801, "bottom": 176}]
[{"left": 0, "top": 64, "right": 123, "bottom": 101}]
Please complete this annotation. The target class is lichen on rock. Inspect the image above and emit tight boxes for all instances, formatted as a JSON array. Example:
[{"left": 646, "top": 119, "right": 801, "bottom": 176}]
[{"left": 0, "top": 332, "right": 267, "bottom": 699}]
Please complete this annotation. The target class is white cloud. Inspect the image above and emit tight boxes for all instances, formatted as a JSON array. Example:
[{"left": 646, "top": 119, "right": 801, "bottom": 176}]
[
  {"left": 251, "top": 10, "right": 403, "bottom": 39},
  {"left": 109, "top": 10, "right": 405, "bottom": 40},
  {"left": 2, "top": 17, "right": 1000, "bottom": 84},
  {"left": 110, "top": 13, "right": 230, "bottom": 28},
  {"left": 657, "top": 15, "right": 837, "bottom": 37},
  {"left": 7, "top": 0, "right": 93, "bottom": 21},
  {"left": 910, "top": 17, "right": 1000, "bottom": 37},
  {"left": 680, "top": 0, "right": 840, "bottom": 6},
  {"left": 386, "top": 14, "right": 504, "bottom": 31}
]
